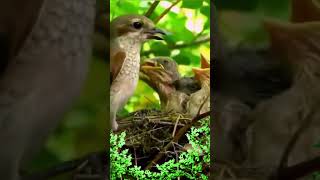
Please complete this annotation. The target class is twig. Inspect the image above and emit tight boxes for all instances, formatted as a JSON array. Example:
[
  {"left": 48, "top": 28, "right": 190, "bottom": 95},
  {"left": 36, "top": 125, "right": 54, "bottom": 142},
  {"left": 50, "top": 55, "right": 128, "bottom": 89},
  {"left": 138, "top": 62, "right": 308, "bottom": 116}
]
[
  {"left": 154, "top": 0, "right": 182, "bottom": 24},
  {"left": 145, "top": 1, "right": 160, "bottom": 18},
  {"left": 276, "top": 156, "right": 320, "bottom": 180},
  {"left": 134, "top": 148, "right": 138, "bottom": 166},
  {"left": 145, "top": 111, "right": 210, "bottom": 170},
  {"left": 172, "top": 144, "right": 180, "bottom": 180},
  {"left": 277, "top": 108, "right": 316, "bottom": 171},
  {"left": 24, "top": 151, "right": 106, "bottom": 179},
  {"left": 196, "top": 95, "right": 210, "bottom": 117},
  {"left": 172, "top": 114, "right": 181, "bottom": 137},
  {"left": 170, "top": 36, "right": 210, "bottom": 49},
  {"left": 141, "top": 36, "right": 210, "bottom": 56}
]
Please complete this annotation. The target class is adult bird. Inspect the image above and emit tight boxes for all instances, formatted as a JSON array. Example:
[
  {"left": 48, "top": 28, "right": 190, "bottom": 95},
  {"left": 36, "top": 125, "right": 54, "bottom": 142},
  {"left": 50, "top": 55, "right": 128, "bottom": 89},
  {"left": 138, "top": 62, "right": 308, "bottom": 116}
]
[
  {"left": 0, "top": 1, "right": 95, "bottom": 179},
  {"left": 140, "top": 57, "right": 193, "bottom": 114},
  {"left": 110, "top": 15, "right": 165, "bottom": 131}
]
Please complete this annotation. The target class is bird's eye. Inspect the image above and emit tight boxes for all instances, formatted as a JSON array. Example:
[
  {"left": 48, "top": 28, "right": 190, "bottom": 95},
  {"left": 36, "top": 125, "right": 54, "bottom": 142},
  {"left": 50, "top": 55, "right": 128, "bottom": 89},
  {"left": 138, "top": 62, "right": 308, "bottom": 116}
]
[{"left": 132, "top": 22, "right": 143, "bottom": 29}]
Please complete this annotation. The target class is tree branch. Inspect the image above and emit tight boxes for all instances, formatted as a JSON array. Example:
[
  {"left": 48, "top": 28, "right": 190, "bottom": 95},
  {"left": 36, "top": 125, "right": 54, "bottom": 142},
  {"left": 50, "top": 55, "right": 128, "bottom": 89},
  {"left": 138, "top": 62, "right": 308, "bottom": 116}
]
[
  {"left": 170, "top": 36, "right": 210, "bottom": 49},
  {"left": 23, "top": 151, "right": 106, "bottom": 180},
  {"left": 275, "top": 156, "right": 320, "bottom": 180},
  {"left": 154, "top": 0, "right": 182, "bottom": 24},
  {"left": 278, "top": 109, "right": 315, "bottom": 171},
  {"left": 145, "top": 1, "right": 160, "bottom": 18}
]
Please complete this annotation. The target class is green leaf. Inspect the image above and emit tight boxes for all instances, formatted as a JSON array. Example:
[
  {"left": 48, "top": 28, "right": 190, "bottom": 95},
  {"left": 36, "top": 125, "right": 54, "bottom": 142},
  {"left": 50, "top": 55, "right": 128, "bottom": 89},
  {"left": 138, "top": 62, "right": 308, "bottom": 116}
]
[
  {"left": 182, "top": 0, "right": 204, "bottom": 9},
  {"left": 173, "top": 53, "right": 191, "bottom": 65},
  {"left": 150, "top": 42, "right": 171, "bottom": 56},
  {"left": 200, "top": 5, "right": 210, "bottom": 17}
]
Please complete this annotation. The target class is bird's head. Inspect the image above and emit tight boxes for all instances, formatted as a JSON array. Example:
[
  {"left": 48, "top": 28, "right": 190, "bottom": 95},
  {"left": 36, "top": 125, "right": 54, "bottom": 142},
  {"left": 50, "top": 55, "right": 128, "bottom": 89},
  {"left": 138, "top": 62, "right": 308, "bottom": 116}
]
[
  {"left": 110, "top": 15, "right": 166, "bottom": 42},
  {"left": 140, "top": 57, "right": 180, "bottom": 98},
  {"left": 141, "top": 57, "right": 180, "bottom": 85},
  {"left": 192, "top": 54, "right": 210, "bottom": 87},
  {"left": 192, "top": 68, "right": 210, "bottom": 87}
]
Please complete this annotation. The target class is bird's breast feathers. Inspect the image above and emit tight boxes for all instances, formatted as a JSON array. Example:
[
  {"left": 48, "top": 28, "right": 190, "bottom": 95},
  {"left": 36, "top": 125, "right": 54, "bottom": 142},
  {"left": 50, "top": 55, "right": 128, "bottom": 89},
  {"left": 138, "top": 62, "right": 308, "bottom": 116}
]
[{"left": 111, "top": 36, "right": 141, "bottom": 85}]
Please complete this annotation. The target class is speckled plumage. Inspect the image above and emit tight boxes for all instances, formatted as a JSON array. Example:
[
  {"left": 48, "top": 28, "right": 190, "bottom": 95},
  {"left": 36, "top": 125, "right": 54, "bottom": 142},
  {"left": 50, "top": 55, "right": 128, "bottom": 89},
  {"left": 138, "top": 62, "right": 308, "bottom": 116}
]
[
  {"left": 110, "top": 15, "right": 165, "bottom": 131},
  {"left": 110, "top": 36, "right": 141, "bottom": 130}
]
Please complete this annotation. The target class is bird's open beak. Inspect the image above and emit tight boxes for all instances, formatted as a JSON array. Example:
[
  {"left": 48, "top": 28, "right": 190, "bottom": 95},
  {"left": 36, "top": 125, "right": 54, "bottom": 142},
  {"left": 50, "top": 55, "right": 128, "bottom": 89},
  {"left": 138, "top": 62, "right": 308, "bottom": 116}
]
[
  {"left": 192, "top": 68, "right": 210, "bottom": 82},
  {"left": 146, "top": 28, "right": 166, "bottom": 40},
  {"left": 141, "top": 60, "right": 165, "bottom": 71},
  {"left": 140, "top": 60, "right": 165, "bottom": 81}
]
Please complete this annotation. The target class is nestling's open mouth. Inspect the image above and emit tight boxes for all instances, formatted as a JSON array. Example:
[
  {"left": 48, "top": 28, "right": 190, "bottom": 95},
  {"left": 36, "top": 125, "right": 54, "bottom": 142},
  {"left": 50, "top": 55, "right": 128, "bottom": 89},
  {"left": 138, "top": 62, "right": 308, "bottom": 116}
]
[{"left": 141, "top": 60, "right": 165, "bottom": 71}]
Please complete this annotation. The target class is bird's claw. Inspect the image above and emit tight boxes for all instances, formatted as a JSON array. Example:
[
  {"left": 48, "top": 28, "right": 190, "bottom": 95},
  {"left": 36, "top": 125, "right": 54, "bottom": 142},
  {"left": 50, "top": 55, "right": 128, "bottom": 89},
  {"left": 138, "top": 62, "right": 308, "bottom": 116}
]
[{"left": 112, "top": 121, "right": 119, "bottom": 131}]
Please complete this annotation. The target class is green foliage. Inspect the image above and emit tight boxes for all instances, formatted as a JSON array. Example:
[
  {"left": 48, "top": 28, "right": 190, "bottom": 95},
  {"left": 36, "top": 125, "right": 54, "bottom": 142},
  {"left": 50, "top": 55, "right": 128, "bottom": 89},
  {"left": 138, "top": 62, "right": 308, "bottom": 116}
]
[
  {"left": 111, "top": 0, "right": 210, "bottom": 114},
  {"left": 110, "top": 119, "right": 210, "bottom": 180}
]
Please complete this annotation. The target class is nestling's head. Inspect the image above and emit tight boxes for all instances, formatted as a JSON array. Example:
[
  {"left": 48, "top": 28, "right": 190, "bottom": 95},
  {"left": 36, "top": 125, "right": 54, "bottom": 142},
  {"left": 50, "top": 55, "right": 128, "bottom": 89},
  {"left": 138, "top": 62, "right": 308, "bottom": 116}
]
[
  {"left": 192, "top": 54, "right": 210, "bottom": 86},
  {"left": 140, "top": 57, "right": 180, "bottom": 86},
  {"left": 110, "top": 14, "right": 166, "bottom": 42}
]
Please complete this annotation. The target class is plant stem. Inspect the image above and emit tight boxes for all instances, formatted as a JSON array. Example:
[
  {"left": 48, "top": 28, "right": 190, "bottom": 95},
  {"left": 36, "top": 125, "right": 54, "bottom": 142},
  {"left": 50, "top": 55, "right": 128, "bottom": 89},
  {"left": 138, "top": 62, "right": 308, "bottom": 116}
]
[
  {"left": 145, "top": 1, "right": 160, "bottom": 18},
  {"left": 154, "top": 0, "right": 182, "bottom": 24}
]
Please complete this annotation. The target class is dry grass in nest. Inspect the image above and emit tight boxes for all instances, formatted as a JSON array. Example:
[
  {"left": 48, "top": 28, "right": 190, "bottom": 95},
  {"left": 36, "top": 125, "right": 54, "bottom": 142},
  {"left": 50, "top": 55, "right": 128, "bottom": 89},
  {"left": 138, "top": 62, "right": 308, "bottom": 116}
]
[{"left": 116, "top": 109, "right": 194, "bottom": 168}]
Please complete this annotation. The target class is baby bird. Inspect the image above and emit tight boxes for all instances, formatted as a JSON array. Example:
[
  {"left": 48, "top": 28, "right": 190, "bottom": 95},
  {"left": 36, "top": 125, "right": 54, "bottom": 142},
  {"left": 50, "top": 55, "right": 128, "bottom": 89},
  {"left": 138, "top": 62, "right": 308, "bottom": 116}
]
[
  {"left": 140, "top": 57, "right": 191, "bottom": 113},
  {"left": 187, "top": 55, "right": 210, "bottom": 117}
]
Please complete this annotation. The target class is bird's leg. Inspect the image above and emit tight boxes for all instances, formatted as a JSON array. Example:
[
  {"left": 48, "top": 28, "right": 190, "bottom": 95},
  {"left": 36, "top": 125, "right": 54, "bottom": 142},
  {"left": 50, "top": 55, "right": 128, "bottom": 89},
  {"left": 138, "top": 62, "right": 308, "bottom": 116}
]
[{"left": 110, "top": 107, "right": 119, "bottom": 131}]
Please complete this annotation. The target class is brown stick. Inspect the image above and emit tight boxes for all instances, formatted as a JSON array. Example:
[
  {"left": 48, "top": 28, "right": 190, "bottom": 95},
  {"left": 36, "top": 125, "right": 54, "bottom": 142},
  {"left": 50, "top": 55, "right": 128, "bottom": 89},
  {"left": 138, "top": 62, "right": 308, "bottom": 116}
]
[
  {"left": 145, "top": 1, "right": 160, "bottom": 18},
  {"left": 154, "top": 0, "right": 182, "bottom": 24},
  {"left": 144, "top": 111, "right": 210, "bottom": 170},
  {"left": 278, "top": 107, "right": 316, "bottom": 170}
]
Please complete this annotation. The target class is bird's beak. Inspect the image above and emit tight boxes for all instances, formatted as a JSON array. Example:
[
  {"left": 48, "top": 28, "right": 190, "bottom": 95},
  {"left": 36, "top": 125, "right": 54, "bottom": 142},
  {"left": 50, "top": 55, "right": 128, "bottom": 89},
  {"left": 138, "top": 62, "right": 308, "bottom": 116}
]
[
  {"left": 146, "top": 28, "right": 166, "bottom": 40},
  {"left": 192, "top": 68, "right": 210, "bottom": 82},
  {"left": 141, "top": 60, "right": 165, "bottom": 71}
]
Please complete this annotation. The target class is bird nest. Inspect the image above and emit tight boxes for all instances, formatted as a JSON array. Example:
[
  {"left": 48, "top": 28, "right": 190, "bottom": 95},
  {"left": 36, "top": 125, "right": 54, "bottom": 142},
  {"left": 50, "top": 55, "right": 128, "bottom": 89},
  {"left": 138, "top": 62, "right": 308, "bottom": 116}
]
[{"left": 117, "top": 109, "right": 194, "bottom": 168}]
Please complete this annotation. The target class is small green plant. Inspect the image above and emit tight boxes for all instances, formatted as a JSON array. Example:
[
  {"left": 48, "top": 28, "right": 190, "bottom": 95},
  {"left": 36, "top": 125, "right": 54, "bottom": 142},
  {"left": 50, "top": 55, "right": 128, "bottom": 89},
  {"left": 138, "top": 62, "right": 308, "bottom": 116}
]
[{"left": 110, "top": 119, "right": 210, "bottom": 180}]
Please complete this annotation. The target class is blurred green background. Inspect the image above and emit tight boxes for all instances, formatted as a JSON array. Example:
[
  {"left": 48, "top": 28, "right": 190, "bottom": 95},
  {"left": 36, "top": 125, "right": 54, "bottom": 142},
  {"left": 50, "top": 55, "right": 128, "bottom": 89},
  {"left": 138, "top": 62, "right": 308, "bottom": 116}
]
[
  {"left": 111, "top": 0, "right": 210, "bottom": 116},
  {"left": 216, "top": 0, "right": 290, "bottom": 46}
]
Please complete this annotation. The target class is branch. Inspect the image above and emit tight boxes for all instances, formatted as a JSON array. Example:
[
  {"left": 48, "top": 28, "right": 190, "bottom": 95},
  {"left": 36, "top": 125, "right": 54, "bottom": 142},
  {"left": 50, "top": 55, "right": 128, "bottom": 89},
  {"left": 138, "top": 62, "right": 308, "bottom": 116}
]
[
  {"left": 145, "top": 111, "right": 210, "bottom": 170},
  {"left": 170, "top": 36, "right": 210, "bottom": 49},
  {"left": 154, "top": 0, "right": 182, "bottom": 24},
  {"left": 275, "top": 156, "right": 320, "bottom": 180},
  {"left": 142, "top": 36, "right": 210, "bottom": 57},
  {"left": 145, "top": 1, "right": 160, "bottom": 18},
  {"left": 277, "top": 107, "right": 316, "bottom": 172},
  {"left": 23, "top": 151, "right": 106, "bottom": 179}
]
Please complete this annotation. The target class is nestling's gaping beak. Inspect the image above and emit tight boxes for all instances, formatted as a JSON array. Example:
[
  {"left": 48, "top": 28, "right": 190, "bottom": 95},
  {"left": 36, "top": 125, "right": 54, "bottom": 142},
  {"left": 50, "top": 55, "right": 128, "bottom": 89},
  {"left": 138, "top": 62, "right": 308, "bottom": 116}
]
[
  {"left": 146, "top": 28, "right": 166, "bottom": 40},
  {"left": 192, "top": 68, "right": 210, "bottom": 82},
  {"left": 141, "top": 60, "right": 165, "bottom": 71}
]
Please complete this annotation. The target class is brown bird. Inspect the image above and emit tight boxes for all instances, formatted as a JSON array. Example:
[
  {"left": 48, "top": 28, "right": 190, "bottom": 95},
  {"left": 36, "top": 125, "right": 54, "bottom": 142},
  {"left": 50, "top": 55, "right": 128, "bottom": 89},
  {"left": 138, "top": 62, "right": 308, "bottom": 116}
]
[
  {"left": 187, "top": 55, "right": 210, "bottom": 117},
  {"left": 140, "top": 57, "right": 190, "bottom": 113},
  {"left": 0, "top": 1, "right": 95, "bottom": 179},
  {"left": 110, "top": 15, "right": 165, "bottom": 130}
]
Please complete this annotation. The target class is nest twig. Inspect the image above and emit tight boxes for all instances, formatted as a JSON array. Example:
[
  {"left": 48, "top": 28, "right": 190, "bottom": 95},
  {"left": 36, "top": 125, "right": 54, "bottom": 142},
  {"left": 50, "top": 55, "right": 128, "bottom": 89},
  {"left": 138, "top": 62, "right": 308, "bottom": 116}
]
[{"left": 117, "top": 109, "right": 192, "bottom": 153}]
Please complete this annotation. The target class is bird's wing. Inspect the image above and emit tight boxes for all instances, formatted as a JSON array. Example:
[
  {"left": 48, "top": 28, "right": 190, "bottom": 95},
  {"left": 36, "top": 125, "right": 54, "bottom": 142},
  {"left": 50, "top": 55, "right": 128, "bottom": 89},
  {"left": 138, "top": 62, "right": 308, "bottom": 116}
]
[
  {"left": 0, "top": 0, "right": 45, "bottom": 72},
  {"left": 110, "top": 49, "right": 126, "bottom": 85}
]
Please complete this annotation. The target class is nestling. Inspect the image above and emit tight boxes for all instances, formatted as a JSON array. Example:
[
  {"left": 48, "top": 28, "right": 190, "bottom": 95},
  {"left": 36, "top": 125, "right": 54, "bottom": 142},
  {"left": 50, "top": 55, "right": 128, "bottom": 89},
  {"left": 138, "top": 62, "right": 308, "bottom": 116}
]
[
  {"left": 140, "top": 57, "right": 190, "bottom": 113},
  {"left": 110, "top": 15, "right": 165, "bottom": 130},
  {"left": 187, "top": 55, "right": 210, "bottom": 117}
]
